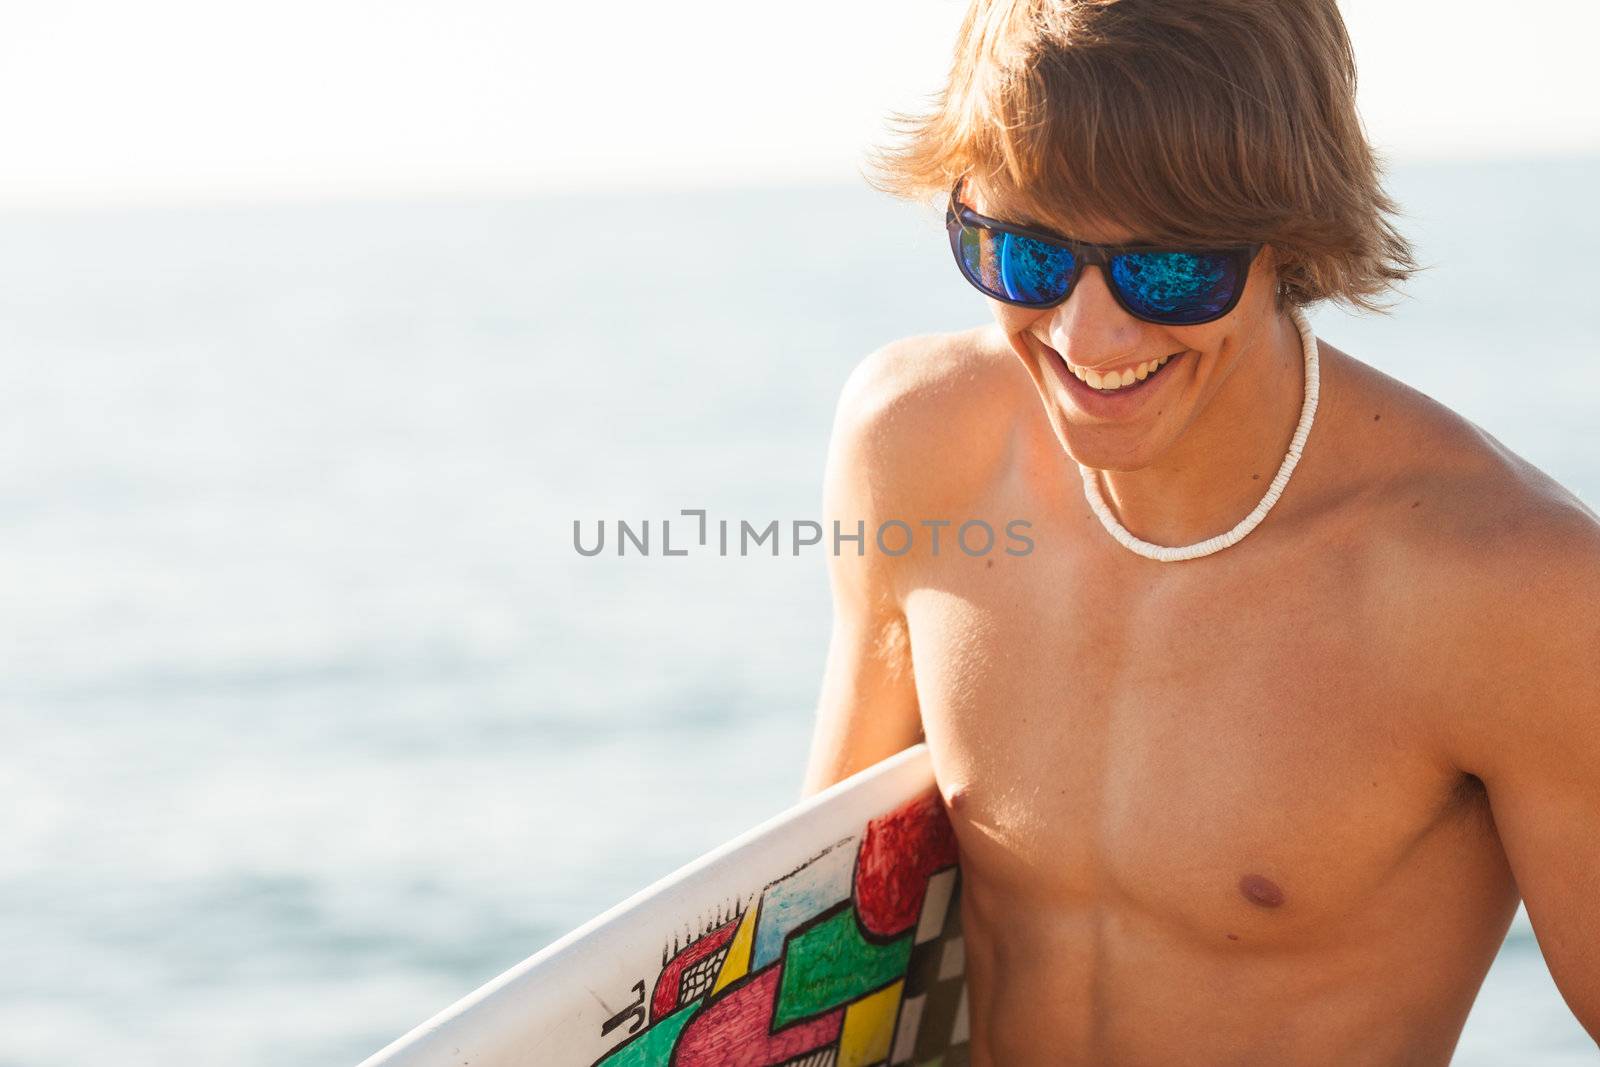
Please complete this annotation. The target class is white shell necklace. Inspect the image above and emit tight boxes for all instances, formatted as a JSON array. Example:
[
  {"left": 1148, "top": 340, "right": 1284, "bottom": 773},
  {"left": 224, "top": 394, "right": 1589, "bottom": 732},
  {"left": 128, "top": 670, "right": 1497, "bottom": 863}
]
[{"left": 1077, "top": 304, "right": 1320, "bottom": 562}]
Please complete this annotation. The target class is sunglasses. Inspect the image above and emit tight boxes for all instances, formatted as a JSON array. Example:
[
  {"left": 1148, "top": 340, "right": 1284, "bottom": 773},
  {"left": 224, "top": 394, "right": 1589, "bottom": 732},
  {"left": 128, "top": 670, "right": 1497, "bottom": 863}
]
[{"left": 945, "top": 180, "right": 1263, "bottom": 326}]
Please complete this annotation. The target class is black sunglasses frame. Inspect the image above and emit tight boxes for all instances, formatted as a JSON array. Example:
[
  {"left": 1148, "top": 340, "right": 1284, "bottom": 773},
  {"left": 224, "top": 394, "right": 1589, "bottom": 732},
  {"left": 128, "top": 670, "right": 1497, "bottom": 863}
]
[{"left": 944, "top": 180, "right": 1263, "bottom": 326}]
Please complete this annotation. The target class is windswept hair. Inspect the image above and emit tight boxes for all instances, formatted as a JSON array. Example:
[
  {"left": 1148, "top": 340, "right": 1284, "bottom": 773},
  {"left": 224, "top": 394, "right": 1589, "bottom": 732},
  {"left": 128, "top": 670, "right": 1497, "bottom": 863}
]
[{"left": 868, "top": 0, "right": 1419, "bottom": 313}]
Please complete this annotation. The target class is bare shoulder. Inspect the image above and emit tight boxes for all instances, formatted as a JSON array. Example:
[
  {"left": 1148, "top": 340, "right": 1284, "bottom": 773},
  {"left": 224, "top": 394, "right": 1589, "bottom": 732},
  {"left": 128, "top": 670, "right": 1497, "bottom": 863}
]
[
  {"left": 1317, "top": 343, "right": 1599, "bottom": 564},
  {"left": 827, "top": 324, "right": 1038, "bottom": 517},
  {"left": 1320, "top": 345, "right": 1600, "bottom": 758}
]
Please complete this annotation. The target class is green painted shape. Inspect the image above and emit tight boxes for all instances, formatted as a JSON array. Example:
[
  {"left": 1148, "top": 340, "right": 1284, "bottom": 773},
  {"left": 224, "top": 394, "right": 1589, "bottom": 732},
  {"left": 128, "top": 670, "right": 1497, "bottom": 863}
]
[
  {"left": 594, "top": 1002, "right": 700, "bottom": 1067},
  {"left": 772, "top": 907, "right": 913, "bottom": 1029}
]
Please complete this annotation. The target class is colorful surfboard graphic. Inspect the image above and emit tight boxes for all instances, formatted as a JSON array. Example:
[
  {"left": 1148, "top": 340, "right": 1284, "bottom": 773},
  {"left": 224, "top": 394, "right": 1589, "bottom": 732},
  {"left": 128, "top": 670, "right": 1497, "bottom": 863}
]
[{"left": 595, "top": 791, "right": 968, "bottom": 1067}]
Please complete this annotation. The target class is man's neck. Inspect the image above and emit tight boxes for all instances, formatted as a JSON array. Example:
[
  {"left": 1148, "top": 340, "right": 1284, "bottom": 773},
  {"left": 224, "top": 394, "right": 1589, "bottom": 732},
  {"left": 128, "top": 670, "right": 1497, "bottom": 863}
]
[{"left": 1093, "top": 309, "right": 1309, "bottom": 549}]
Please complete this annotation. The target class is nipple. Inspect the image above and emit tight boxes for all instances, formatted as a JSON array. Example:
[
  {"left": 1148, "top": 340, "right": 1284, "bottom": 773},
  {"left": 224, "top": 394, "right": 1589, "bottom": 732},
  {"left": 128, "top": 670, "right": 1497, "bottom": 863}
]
[{"left": 1238, "top": 874, "right": 1285, "bottom": 909}]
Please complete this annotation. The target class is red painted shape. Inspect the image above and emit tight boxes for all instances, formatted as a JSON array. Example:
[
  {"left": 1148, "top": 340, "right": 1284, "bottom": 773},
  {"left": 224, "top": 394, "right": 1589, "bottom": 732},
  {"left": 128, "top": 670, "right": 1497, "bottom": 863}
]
[
  {"left": 854, "top": 790, "right": 959, "bottom": 938},
  {"left": 671, "top": 965, "right": 842, "bottom": 1067},
  {"left": 650, "top": 917, "right": 741, "bottom": 1022}
]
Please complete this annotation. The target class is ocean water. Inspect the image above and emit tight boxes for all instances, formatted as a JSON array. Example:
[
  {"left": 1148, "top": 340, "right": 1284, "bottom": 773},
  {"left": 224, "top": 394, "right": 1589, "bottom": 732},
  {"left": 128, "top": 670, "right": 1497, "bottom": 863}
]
[{"left": 2, "top": 156, "right": 1597, "bottom": 1066}]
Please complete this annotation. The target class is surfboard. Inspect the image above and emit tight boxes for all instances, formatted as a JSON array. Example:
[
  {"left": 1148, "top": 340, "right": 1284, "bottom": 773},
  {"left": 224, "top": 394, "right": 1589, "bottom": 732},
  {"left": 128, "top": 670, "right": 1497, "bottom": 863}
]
[{"left": 358, "top": 743, "right": 970, "bottom": 1066}]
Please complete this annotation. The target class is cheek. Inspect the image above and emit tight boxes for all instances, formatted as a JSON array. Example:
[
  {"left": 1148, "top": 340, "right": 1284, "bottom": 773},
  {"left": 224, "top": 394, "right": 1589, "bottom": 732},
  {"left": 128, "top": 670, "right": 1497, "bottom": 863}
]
[
  {"left": 988, "top": 299, "right": 1046, "bottom": 335},
  {"left": 1156, "top": 321, "right": 1222, "bottom": 362}
]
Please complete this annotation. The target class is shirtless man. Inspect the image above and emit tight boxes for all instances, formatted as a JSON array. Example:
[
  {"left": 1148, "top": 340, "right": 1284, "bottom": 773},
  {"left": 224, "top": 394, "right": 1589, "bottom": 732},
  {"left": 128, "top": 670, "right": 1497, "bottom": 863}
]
[{"left": 801, "top": 1, "right": 1600, "bottom": 1062}]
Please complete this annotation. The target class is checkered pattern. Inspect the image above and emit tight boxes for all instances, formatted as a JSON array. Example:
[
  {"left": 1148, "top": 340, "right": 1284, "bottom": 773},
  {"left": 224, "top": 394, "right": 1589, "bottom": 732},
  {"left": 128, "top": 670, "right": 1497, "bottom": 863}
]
[{"left": 889, "top": 867, "right": 970, "bottom": 1065}]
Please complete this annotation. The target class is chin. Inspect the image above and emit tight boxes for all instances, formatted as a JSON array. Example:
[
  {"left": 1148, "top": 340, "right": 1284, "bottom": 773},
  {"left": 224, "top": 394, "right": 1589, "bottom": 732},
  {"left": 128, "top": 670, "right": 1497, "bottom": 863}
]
[{"left": 1042, "top": 401, "right": 1168, "bottom": 473}]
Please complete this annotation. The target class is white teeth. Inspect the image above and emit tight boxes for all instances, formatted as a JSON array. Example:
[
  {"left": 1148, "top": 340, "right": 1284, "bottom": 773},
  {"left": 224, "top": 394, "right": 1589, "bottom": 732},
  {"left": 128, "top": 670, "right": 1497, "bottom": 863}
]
[{"left": 1067, "top": 352, "right": 1180, "bottom": 391}]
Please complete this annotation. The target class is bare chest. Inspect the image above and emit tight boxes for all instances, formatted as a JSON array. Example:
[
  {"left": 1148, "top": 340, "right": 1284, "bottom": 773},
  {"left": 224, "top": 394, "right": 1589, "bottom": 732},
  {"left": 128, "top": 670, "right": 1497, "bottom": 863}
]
[{"left": 903, "top": 532, "right": 1490, "bottom": 946}]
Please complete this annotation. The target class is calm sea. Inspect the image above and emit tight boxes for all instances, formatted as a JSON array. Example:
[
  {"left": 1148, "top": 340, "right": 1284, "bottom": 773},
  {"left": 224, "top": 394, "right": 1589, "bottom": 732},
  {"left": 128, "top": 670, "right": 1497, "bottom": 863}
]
[{"left": 2, "top": 156, "right": 1597, "bottom": 1066}]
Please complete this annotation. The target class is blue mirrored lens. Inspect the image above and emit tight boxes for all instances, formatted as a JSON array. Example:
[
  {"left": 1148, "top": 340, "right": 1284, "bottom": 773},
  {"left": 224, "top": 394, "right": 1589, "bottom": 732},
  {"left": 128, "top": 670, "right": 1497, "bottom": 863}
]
[
  {"left": 957, "top": 225, "right": 1075, "bottom": 305},
  {"left": 1109, "top": 251, "right": 1241, "bottom": 324}
]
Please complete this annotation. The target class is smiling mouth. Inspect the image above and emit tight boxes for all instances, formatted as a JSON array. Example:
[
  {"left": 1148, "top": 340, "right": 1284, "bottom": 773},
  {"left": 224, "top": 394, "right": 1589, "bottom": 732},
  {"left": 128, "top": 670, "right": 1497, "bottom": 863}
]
[{"left": 1040, "top": 341, "right": 1185, "bottom": 392}]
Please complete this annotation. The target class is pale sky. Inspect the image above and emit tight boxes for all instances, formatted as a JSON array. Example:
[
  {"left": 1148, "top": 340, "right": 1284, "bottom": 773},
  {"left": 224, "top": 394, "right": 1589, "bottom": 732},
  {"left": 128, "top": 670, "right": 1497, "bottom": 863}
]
[{"left": 1, "top": 0, "right": 1596, "bottom": 208}]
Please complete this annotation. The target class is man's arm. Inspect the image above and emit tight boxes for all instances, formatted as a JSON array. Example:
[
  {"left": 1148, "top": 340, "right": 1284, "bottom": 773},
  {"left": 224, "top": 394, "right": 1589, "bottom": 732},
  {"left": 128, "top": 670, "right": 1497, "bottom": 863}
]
[
  {"left": 801, "top": 347, "right": 926, "bottom": 795},
  {"left": 1450, "top": 506, "right": 1600, "bottom": 1041}
]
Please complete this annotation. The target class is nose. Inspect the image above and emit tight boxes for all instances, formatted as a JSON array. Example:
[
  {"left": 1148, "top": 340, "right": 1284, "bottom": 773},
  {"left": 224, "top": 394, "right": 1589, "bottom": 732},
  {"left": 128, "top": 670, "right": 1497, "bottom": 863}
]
[{"left": 1043, "top": 264, "right": 1144, "bottom": 366}]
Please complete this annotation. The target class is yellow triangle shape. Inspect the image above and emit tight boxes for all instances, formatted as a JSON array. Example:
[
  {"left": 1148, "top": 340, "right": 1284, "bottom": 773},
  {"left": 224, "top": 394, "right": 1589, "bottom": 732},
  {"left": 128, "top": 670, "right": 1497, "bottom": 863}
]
[{"left": 710, "top": 905, "right": 757, "bottom": 996}]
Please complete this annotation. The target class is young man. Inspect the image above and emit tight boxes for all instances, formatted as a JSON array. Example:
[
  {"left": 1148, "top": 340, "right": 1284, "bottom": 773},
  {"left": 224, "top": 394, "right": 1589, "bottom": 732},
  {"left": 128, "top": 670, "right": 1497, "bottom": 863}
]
[{"left": 802, "top": 0, "right": 1600, "bottom": 1062}]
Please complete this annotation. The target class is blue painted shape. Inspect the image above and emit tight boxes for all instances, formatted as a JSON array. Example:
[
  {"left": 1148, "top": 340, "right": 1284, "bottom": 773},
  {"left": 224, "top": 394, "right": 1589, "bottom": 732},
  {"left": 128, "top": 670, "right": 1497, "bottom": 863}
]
[{"left": 751, "top": 837, "right": 858, "bottom": 970}]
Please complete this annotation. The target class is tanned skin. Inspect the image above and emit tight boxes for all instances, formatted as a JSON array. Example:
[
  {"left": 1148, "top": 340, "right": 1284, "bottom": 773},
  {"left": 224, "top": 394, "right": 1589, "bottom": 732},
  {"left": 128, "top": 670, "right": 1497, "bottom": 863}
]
[{"left": 803, "top": 184, "right": 1600, "bottom": 1065}]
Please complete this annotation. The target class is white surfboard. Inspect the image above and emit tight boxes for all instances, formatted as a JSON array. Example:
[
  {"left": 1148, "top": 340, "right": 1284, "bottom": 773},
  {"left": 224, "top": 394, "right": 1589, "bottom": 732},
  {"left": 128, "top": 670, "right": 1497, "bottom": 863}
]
[{"left": 358, "top": 744, "right": 969, "bottom": 1066}]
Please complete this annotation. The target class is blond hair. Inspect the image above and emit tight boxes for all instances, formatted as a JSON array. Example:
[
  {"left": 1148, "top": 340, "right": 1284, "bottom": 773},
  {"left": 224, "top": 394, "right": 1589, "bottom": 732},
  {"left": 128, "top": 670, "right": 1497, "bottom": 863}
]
[{"left": 869, "top": 0, "right": 1419, "bottom": 313}]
